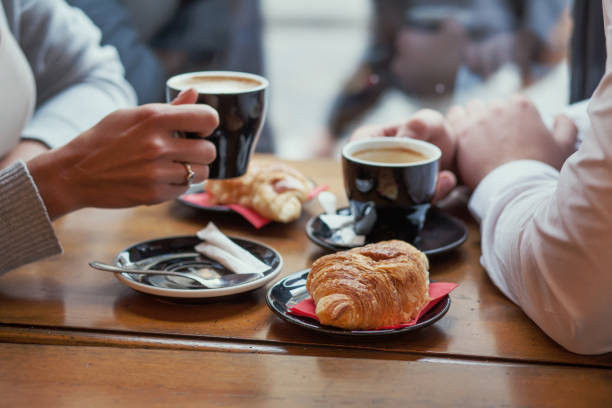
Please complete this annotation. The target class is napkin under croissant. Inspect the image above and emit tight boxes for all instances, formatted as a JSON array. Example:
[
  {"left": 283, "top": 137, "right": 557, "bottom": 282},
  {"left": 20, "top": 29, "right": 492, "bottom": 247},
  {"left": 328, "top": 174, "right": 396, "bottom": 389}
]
[
  {"left": 204, "top": 161, "right": 314, "bottom": 222},
  {"left": 306, "top": 240, "right": 430, "bottom": 330}
]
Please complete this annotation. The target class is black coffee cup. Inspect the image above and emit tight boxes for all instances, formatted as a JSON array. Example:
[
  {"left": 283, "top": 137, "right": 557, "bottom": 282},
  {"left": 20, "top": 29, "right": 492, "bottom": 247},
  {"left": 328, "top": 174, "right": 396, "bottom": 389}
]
[
  {"left": 166, "top": 71, "right": 268, "bottom": 179},
  {"left": 342, "top": 137, "right": 441, "bottom": 243}
]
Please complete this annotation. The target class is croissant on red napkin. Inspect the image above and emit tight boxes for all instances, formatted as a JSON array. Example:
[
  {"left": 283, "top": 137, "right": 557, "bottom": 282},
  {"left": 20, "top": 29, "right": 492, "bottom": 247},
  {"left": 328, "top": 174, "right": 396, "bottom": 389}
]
[
  {"left": 204, "top": 161, "right": 314, "bottom": 223},
  {"left": 306, "top": 240, "right": 430, "bottom": 330}
]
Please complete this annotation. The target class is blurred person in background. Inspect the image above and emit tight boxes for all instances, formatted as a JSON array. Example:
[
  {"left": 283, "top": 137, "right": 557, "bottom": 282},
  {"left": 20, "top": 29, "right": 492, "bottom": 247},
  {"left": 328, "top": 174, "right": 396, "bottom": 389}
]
[
  {"left": 67, "top": 0, "right": 275, "bottom": 153},
  {"left": 314, "top": 0, "right": 572, "bottom": 156}
]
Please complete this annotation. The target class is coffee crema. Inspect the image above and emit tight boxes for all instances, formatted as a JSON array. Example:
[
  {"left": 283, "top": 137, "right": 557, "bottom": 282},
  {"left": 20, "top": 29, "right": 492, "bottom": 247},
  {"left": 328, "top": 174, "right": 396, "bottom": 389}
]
[
  {"left": 169, "top": 75, "right": 262, "bottom": 94},
  {"left": 351, "top": 147, "right": 427, "bottom": 164}
]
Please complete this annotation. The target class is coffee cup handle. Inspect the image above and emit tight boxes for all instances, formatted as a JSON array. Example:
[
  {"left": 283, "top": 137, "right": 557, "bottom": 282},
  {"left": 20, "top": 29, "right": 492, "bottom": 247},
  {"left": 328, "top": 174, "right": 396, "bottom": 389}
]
[{"left": 350, "top": 201, "right": 377, "bottom": 235}]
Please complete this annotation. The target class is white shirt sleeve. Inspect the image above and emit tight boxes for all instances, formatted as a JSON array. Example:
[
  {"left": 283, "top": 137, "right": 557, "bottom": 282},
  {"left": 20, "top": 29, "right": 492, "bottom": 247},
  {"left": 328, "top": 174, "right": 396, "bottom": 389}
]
[
  {"left": 0, "top": 161, "right": 62, "bottom": 275},
  {"left": 14, "top": 0, "right": 136, "bottom": 148},
  {"left": 468, "top": 1, "right": 612, "bottom": 355}
]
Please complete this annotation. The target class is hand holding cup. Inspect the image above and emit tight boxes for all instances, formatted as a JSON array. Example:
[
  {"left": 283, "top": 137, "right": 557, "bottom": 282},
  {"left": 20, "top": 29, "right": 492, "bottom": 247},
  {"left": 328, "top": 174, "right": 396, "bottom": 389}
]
[
  {"left": 166, "top": 71, "right": 269, "bottom": 179},
  {"left": 27, "top": 92, "right": 218, "bottom": 219},
  {"left": 350, "top": 109, "right": 457, "bottom": 201},
  {"left": 342, "top": 137, "right": 441, "bottom": 243}
]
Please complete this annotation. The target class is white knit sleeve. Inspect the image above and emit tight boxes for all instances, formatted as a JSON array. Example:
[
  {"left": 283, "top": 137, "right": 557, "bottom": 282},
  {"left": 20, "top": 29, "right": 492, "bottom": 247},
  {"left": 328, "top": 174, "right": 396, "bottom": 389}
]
[{"left": 0, "top": 161, "right": 61, "bottom": 274}]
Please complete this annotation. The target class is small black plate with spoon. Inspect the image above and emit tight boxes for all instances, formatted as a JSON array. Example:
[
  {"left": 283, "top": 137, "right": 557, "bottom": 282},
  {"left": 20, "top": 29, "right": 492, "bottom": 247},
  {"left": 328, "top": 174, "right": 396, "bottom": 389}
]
[{"left": 95, "top": 235, "right": 282, "bottom": 299}]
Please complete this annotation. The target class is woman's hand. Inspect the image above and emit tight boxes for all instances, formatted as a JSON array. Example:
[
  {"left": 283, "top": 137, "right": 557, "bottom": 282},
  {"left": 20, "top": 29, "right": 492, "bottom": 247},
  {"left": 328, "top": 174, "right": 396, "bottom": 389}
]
[
  {"left": 27, "top": 89, "right": 219, "bottom": 219},
  {"left": 0, "top": 140, "right": 48, "bottom": 169}
]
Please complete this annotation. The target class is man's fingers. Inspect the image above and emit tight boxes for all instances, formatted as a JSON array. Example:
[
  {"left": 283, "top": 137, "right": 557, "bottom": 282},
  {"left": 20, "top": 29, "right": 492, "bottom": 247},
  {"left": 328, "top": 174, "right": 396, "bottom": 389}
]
[
  {"left": 446, "top": 105, "right": 467, "bottom": 129},
  {"left": 465, "top": 99, "right": 486, "bottom": 116},
  {"left": 433, "top": 170, "right": 457, "bottom": 202},
  {"left": 350, "top": 123, "right": 404, "bottom": 141},
  {"left": 350, "top": 125, "right": 385, "bottom": 141},
  {"left": 401, "top": 118, "right": 427, "bottom": 139},
  {"left": 400, "top": 109, "right": 447, "bottom": 140},
  {"left": 381, "top": 123, "right": 403, "bottom": 137},
  {"left": 552, "top": 114, "right": 578, "bottom": 152}
]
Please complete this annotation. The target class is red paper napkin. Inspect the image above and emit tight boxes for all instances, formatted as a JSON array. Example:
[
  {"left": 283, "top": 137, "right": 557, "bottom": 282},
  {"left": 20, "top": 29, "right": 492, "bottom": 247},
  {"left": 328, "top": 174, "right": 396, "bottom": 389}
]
[
  {"left": 289, "top": 282, "right": 458, "bottom": 329},
  {"left": 180, "top": 184, "right": 329, "bottom": 229}
]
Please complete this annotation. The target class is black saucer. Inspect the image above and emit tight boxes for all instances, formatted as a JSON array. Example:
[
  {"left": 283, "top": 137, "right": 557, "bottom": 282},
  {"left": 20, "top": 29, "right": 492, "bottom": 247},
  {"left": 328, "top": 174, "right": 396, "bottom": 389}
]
[
  {"left": 266, "top": 269, "right": 451, "bottom": 336},
  {"left": 306, "top": 207, "right": 468, "bottom": 256}
]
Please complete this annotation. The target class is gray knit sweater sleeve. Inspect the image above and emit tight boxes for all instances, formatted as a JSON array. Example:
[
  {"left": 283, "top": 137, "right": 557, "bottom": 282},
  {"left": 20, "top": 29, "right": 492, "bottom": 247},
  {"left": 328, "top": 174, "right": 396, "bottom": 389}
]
[{"left": 0, "top": 161, "right": 61, "bottom": 275}]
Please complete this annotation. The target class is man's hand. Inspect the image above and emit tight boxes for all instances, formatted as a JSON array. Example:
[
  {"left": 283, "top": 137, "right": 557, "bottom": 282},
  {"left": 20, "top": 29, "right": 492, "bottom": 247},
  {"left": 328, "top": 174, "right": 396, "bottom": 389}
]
[
  {"left": 351, "top": 109, "right": 456, "bottom": 169},
  {"left": 449, "top": 95, "right": 578, "bottom": 190},
  {"left": 350, "top": 109, "right": 458, "bottom": 201}
]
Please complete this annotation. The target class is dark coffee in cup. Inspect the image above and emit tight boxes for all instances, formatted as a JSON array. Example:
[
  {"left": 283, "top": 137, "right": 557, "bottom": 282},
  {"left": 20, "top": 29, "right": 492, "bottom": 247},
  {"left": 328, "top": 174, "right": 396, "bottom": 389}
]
[
  {"left": 166, "top": 71, "right": 268, "bottom": 179},
  {"left": 342, "top": 137, "right": 441, "bottom": 243}
]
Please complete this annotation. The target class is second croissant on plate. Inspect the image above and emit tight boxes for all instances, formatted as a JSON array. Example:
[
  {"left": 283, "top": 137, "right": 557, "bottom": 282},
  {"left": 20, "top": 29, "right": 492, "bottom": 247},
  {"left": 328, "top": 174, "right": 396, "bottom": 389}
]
[{"left": 204, "top": 161, "right": 314, "bottom": 222}]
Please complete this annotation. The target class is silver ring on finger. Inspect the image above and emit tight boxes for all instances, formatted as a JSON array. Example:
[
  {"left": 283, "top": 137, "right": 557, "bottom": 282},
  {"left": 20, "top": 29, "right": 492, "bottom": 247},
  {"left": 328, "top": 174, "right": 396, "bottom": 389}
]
[{"left": 181, "top": 162, "right": 195, "bottom": 185}]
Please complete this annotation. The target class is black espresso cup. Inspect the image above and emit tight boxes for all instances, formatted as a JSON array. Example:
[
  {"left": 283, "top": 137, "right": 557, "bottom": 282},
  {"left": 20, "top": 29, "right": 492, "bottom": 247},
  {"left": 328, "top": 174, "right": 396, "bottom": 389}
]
[
  {"left": 342, "top": 137, "right": 441, "bottom": 244},
  {"left": 166, "top": 71, "right": 268, "bottom": 179}
]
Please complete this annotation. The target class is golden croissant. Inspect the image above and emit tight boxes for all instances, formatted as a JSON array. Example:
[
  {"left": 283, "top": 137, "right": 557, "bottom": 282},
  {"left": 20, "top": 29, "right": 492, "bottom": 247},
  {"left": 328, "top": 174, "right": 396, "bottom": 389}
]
[
  {"left": 204, "top": 161, "right": 314, "bottom": 223},
  {"left": 306, "top": 240, "right": 430, "bottom": 330}
]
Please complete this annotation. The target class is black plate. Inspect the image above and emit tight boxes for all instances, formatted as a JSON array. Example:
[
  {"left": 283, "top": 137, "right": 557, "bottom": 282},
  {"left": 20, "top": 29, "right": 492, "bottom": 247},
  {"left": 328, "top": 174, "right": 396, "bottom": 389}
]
[
  {"left": 266, "top": 269, "right": 451, "bottom": 336},
  {"left": 113, "top": 235, "right": 282, "bottom": 299},
  {"left": 306, "top": 207, "right": 467, "bottom": 256}
]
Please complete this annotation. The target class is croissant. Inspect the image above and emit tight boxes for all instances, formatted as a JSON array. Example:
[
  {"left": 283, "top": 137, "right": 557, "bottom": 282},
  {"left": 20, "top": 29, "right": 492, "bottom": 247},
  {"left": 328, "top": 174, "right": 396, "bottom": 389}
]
[
  {"left": 204, "top": 161, "right": 314, "bottom": 223},
  {"left": 306, "top": 240, "right": 430, "bottom": 330}
]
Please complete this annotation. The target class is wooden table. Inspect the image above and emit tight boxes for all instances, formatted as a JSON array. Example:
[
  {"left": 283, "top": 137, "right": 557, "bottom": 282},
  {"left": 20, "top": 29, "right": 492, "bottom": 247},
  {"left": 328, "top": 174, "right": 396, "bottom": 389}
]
[{"left": 1, "top": 156, "right": 611, "bottom": 406}]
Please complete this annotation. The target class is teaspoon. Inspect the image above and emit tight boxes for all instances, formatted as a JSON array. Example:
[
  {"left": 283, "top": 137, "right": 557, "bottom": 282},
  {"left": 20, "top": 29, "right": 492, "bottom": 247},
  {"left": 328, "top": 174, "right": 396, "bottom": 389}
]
[{"left": 89, "top": 261, "right": 263, "bottom": 289}]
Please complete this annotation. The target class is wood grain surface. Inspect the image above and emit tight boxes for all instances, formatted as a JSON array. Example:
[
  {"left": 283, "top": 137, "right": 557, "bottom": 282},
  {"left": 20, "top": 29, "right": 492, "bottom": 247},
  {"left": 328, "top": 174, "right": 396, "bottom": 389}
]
[
  {"left": 1, "top": 343, "right": 610, "bottom": 408},
  {"left": 0, "top": 156, "right": 610, "bottom": 367}
]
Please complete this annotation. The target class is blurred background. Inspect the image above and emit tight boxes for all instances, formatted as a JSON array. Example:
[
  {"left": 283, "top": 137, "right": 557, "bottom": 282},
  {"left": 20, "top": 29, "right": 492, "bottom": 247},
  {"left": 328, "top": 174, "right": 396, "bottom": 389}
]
[
  {"left": 71, "top": 0, "right": 574, "bottom": 159},
  {"left": 263, "top": 0, "right": 572, "bottom": 159}
]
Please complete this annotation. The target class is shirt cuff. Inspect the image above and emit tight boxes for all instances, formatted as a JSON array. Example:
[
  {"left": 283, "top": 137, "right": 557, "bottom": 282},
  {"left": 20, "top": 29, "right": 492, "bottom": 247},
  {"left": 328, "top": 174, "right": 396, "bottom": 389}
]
[
  {"left": 0, "top": 161, "right": 62, "bottom": 274},
  {"left": 468, "top": 160, "right": 559, "bottom": 223}
]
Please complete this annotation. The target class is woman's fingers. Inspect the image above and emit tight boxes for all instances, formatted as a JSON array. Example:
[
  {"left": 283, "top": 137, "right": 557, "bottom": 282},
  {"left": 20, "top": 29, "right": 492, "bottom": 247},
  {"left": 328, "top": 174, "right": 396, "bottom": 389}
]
[
  {"left": 170, "top": 88, "right": 198, "bottom": 105},
  {"left": 139, "top": 104, "right": 220, "bottom": 136},
  {"left": 137, "top": 161, "right": 209, "bottom": 188},
  {"left": 169, "top": 162, "right": 209, "bottom": 186},
  {"left": 163, "top": 137, "right": 217, "bottom": 165}
]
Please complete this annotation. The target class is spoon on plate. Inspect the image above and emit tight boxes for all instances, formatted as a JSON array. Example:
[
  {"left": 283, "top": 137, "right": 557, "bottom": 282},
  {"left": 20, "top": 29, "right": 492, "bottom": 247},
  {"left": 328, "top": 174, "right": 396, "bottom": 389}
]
[{"left": 89, "top": 261, "right": 263, "bottom": 289}]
